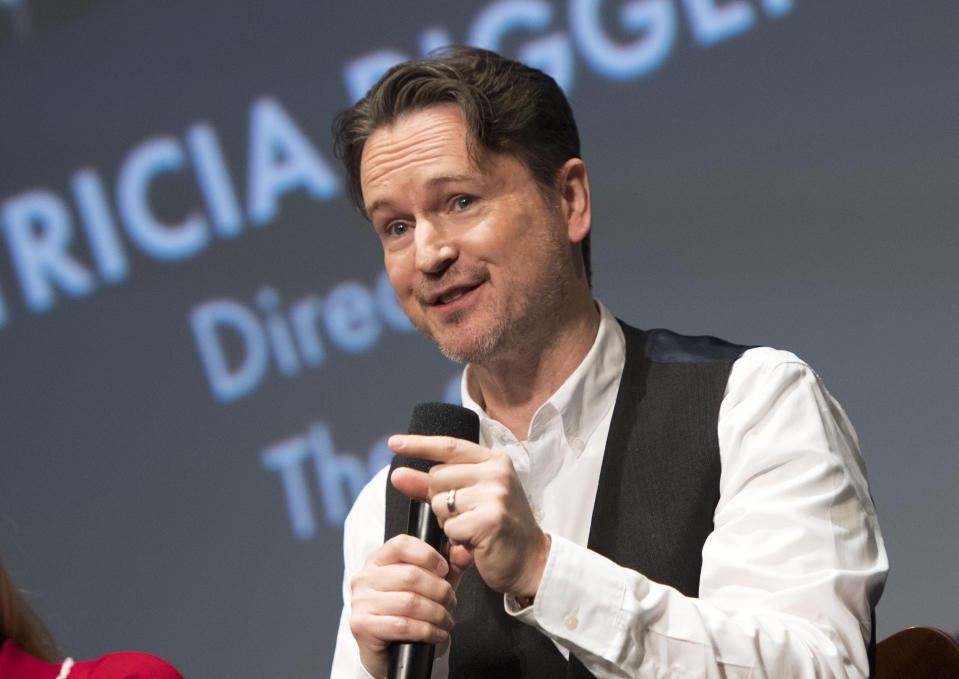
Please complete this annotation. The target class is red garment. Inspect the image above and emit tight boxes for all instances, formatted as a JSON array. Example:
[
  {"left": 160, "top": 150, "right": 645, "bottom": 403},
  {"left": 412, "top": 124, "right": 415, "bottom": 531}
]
[{"left": 0, "top": 640, "right": 182, "bottom": 679}]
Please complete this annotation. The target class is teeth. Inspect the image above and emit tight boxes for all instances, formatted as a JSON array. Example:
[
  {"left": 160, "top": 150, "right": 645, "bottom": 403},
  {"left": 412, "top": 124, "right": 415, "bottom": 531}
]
[{"left": 440, "top": 290, "right": 465, "bottom": 304}]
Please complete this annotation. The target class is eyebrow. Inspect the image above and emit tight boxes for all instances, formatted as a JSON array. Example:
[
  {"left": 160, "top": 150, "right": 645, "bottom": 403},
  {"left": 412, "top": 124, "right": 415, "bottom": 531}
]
[{"left": 365, "top": 174, "right": 478, "bottom": 217}]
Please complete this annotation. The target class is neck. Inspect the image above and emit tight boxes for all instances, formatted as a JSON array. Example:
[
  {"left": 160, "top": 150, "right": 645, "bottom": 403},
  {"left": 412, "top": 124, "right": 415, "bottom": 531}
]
[{"left": 467, "top": 297, "right": 600, "bottom": 439}]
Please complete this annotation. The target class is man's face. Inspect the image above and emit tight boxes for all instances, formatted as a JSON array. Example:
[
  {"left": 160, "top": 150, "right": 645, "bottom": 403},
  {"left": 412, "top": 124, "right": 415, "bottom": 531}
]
[{"left": 359, "top": 104, "right": 576, "bottom": 364}]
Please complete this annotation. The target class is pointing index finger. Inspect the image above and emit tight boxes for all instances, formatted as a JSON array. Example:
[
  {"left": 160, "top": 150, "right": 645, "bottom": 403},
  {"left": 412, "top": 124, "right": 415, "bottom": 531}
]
[{"left": 389, "top": 434, "right": 489, "bottom": 464}]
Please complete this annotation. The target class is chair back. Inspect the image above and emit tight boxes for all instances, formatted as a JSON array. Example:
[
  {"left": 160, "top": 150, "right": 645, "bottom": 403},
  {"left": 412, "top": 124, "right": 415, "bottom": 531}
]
[{"left": 875, "top": 626, "right": 959, "bottom": 679}]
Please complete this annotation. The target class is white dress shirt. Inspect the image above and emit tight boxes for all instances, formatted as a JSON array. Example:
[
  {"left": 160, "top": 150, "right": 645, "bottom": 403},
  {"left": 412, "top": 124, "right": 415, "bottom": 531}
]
[{"left": 330, "top": 303, "right": 888, "bottom": 678}]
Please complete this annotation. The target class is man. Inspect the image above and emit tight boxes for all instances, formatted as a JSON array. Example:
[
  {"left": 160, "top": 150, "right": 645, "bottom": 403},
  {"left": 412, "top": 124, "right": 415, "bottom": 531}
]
[{"left": 330, "top": 47, "right": 887, "bottom": 678}]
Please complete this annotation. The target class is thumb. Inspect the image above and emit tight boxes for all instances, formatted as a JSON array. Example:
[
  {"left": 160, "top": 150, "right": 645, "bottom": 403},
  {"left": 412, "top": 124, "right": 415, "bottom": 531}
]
[{"left": 446, "top": 544, "right": 474, "bottom": 591}]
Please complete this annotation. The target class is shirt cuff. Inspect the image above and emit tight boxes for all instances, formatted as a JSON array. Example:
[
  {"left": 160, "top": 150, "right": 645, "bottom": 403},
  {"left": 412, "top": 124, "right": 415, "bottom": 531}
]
[{"left": 503, "top": 532, "right": 632, "bottom": 659}]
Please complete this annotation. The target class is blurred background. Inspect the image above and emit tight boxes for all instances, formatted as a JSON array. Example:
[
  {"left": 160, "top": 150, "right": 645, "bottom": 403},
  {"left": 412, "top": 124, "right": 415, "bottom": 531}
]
[{"left": 1, "top": 1, "right": 956, "bottom": 675}]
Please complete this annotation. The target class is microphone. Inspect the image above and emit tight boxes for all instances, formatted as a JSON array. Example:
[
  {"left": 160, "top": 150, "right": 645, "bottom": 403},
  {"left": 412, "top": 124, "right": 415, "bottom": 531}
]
[{"left": 387, "top": 402, "right": 480, "bottom": 679}]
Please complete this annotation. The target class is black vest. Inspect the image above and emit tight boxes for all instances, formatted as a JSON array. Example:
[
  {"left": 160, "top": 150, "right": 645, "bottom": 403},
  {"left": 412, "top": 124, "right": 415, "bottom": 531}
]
[{"left": 386, "top": 323, "right": 750, "bottom": 677}]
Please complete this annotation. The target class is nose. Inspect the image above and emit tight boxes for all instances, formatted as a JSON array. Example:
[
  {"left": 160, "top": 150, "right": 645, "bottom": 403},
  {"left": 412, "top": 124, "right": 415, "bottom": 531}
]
[{"left": 414, "top": 219, "right": 458, "bottom": 275}]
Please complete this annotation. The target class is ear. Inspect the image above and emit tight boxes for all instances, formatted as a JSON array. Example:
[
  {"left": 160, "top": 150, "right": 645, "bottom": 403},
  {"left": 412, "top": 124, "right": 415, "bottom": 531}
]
[{"left": 556, "top": 158, "right": 591, "bottom": 245}]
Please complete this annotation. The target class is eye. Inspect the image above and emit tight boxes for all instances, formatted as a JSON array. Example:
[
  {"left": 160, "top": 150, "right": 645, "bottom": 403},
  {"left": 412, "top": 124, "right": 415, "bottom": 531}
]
[
  {"left": 387, "top": 221, "right": 412, "bottom": 237},
  {"left": 453, "top": 195, "right": 474, "bottom": 211}
]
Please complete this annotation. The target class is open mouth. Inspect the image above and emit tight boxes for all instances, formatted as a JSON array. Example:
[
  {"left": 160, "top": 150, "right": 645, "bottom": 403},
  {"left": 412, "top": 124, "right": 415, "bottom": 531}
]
[{"left": 431, "top": 282, "right": 482, "bottom": 306}]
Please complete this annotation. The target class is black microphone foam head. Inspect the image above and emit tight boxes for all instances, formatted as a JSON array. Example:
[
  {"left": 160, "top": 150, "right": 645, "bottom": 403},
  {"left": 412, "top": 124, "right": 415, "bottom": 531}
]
[{"left": 401, "top": 402, "right": 480, "bottom": 472}]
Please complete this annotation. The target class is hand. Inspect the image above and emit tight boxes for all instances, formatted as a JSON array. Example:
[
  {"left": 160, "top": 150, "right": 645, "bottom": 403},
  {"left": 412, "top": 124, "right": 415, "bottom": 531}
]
[
  {"left": 348, "top": 534, "right": 464, "bottom": 679},
  {"left": 389, "top": 434, "right": 551, "bottom": 599}
]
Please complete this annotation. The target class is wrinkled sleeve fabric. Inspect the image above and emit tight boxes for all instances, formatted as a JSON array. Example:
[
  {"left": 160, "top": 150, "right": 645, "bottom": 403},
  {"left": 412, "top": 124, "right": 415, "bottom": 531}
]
[
  {"left": 329, "top": 465, "right": 451, "bottom": 679},
  {"left": 330, "top": 464, "right": 386, "bottom": 679},
  {"left": 508, "top": 348, "right": 888, "bottom": 678}
]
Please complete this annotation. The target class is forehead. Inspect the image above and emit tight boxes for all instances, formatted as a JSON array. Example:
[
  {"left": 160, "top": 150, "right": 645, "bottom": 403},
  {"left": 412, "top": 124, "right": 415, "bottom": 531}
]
[{"left": 359, "top": 104, "right": 476, "bottom": 196}]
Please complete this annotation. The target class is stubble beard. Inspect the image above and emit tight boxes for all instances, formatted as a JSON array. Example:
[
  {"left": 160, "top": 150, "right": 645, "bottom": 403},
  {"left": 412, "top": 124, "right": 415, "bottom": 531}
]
[
  {"left": 429, "top": 241, "right": 571, "bottom": 366},
  {"left": 432, "top": 307, "right": 510, "bottom": 364}
]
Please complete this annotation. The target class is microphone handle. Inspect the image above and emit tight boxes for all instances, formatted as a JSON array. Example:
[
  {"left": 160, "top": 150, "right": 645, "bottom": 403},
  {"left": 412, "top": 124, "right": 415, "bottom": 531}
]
[
  {"left": 387, "top": 403, "right": 477, "bottom": 679},
  {"left": 387, "top": 499, "right": 447, "bottom": 679},
  {"left": 387, "top": 638, "right": 434, "bottom": 679}
]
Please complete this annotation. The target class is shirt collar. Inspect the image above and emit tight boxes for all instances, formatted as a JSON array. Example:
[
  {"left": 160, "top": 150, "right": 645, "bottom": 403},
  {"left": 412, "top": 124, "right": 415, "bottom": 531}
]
[{"left": 460, "top": 301, "right": 626, "bottom": 446}]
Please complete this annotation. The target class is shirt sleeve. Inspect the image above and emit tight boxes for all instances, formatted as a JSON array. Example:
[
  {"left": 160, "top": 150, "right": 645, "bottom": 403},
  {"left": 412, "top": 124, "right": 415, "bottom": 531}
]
[
  {"left": 507, "top": 348, "right": 888, "bottom": 678},
  {"left": 329, "top": 464, "right": 451, "bottom": 679},
  {"left": 330, "top": 465, "right": 387, "bottom": 679}
]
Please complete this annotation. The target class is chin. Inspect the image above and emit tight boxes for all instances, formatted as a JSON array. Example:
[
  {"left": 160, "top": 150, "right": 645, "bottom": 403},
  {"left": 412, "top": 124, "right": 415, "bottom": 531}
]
[{"left": 434, "top": 325, "right": 507, "bottom": 365}]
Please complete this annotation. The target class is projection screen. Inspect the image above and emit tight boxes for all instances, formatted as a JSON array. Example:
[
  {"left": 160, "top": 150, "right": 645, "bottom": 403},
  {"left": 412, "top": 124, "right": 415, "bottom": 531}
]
[{"left": 1, "top": 1, "right": 956, "bottom": 676}]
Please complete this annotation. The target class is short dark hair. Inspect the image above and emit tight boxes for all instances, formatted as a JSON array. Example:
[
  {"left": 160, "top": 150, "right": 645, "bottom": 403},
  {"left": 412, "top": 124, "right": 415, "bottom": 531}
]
[{"left": 332, "top": 46, "right": 590, "bottom": 284}]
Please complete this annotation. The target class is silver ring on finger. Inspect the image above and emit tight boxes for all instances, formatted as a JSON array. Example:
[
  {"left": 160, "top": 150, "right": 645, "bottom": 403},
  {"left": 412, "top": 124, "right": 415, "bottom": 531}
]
[{"left": 446, "top": 488, "right": 457, "bottom": 515}]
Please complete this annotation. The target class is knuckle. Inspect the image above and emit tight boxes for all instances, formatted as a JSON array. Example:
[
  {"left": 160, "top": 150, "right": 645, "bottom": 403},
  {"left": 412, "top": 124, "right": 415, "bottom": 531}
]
[
  {"left": 399, "top": 590, "right": 419, "bottom": 615},
  {"left": 390, "top": 534, "right": 412, "bottom": 549},
  {"left": 396, "top": 535, "right": 420, "bottom": 554},
  {"left": 373, "top": 535, "right": 408, "bottom": 564},
  {"left": 349, "top": 612, "right": 372, "bottom": 639},
  {"left": 441, "top": 583, "right": 456, "bottom": 609},
  {"left": 391, "top": 616, "right": 413, "bottom": 638},
  {"left": 399, "top": 566, "right": 422, "bottom": 590},
  {"left": 349, "top": 573, "right": 363, "bottom": 592},
  {"left": 490, "top": 463, "right": 512, "bottom": 484},
  {"left": 362, "top": 550, "right": 379, "bottom": 569}
]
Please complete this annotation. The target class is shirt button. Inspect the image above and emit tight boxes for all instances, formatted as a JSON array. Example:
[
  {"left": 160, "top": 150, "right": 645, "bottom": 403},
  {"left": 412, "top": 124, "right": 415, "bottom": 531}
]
[
  {"left": 532, "top": 505, "right": 545, "bottom": 523},
  {"left": 570, "top": 436, "right": 585, "bottom": 454},
  {"left": 563, "top": 613, "right": 579, "bottom": 630}
]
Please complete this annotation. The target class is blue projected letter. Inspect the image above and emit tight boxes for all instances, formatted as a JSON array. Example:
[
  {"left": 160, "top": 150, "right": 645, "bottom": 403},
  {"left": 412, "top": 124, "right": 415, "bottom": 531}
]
[
  {"left": 190, "top": 299, "right": 269, "bottom": 402},
  {"left": 375, "top": 270, "right": 414, "bottom": 332},
  {"left": 444, "top": 373, "right": 462, "bottom": 405},
  {"left": 246, "top": 97, "right": 340, "bottom": 225},
  {"left": 468, "top": 0, "right": 553, "bottom": 50},
  {"left": 760, "top": 0, "right": 793, "bottom": 18},
  {"left": 256, "top": 287, "right": 301, "bottom": 376},
  {"left": 308, "top": 422, "right": 368, "bottom": 527},
  {"left": 262, "top": 423, "right": 380, "bottom": 537},
  {"left": 570, "top": 0, "right": 677, "bottom": 81},
  {"left": 367, "top": 436, "right": 393, "bottom": 479},
  {"left": 117, "top": 137, "right": 211, "bottom": 260},
  {"left": 681, "top": 0, "right": 754, "bottom": 46},
  {"left": 72, "top": 168, "right": 129, "bottom": 284},
  {"left": 187, "top": 122, "right": 244, "bottom": 238},
  {"left": 2, "top": 189, "right": 96, "bottom": 313},
  {"left": 419, "top": 27, "right": 453, "bottom": 56},
  {"left": 261, "top": 436, "right": 316, "bottom": 540},
  {"left": 290, "top": 295, "right": 326, "bottom": 367},
  {"left": 519, "top": 32, "right": 575, "bottom": 93},
  {"left": 343, "top": 49, "right": 409, "bottom": 104},
  {"left": 468, "top": 1, "right": 574, "bottom": 91},
  {"left": 324, "top": 281, "right": 382, "bottom": 353}
]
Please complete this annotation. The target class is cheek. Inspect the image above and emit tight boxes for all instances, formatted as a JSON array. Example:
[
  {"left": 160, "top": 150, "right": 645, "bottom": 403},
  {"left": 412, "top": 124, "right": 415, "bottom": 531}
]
[
  {"left": 461, "top": 209, "right": 526, "bottom": 259},
  {"left": 384, "top": 252, "right": 411, "bottom": 289},
  {"left": 384, "top": 268, "right": 415, "bottom": 314}
]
